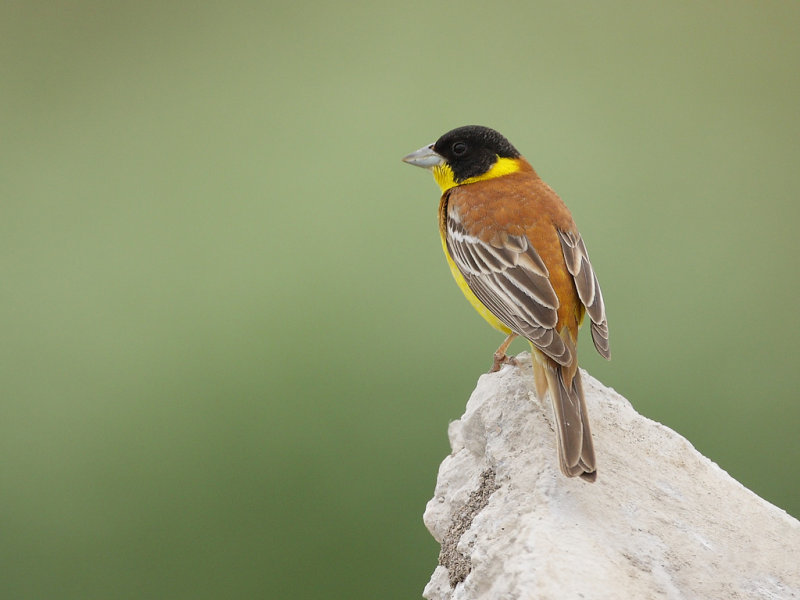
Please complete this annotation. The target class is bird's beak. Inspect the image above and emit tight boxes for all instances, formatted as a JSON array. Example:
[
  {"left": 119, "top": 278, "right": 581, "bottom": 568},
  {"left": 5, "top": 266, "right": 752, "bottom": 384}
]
[{"left": 402, "top": 144, "right": 444, "bottom": 169}]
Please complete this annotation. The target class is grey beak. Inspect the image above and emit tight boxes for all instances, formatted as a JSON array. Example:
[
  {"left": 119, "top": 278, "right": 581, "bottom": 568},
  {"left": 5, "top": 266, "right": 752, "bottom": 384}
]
[{"left": 402, "top": 144, "right": 445, "bottom": 169}]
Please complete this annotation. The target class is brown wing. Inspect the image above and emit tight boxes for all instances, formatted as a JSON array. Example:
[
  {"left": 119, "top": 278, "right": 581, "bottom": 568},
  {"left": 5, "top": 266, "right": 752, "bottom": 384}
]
[
  {"left": 446, "top": 212, "right": 573, "bottom": 366},
  {"left": 557, "top": 230, "right": 610, "bottom": 359}
]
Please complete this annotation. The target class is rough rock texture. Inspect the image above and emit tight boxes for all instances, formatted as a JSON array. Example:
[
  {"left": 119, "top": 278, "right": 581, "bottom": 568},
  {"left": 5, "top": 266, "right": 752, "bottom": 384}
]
[{"left": 423, "top": 353, "right": 800, "bottom": 600}]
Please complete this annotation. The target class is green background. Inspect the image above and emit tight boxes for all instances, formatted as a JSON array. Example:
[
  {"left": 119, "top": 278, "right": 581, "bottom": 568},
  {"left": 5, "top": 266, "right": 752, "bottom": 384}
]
[{"left": 3, "top": 2, "right": 799, "bottom": 598}]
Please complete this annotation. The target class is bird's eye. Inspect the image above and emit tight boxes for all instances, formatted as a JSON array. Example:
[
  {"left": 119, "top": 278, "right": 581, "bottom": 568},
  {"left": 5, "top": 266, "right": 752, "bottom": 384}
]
[{"left": 452, "top": 142, "right": 467, "bottom": 156}]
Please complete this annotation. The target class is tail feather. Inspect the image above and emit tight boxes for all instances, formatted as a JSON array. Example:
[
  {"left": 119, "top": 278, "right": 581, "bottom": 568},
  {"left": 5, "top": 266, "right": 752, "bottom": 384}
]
[
  {"left": 572, "top": 370, "right": 596, "bottom": 481},
  {"left": 532, "top": 345, "right": 596, "bottom": 482}
]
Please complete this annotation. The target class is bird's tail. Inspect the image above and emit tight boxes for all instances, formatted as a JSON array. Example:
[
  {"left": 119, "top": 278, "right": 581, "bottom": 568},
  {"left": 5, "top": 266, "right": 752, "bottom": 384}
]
[{"left": 532, "top": 344, "right": 597, "bottom": 482}]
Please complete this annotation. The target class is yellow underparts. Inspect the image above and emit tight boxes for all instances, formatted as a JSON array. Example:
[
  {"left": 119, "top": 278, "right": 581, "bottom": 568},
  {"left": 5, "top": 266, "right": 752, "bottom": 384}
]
[
  {"left": 435, "top": 155, "right": 521, "bottom": 335},
  {"left": 440, "top": 231, "right": 512, "bottom": 335},
  {"left": 433, "top": 156, "right": 521, "bottom": 193}
]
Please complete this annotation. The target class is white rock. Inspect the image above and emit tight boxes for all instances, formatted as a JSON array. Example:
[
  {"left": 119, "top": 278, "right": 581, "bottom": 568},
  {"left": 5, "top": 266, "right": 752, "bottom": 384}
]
[{"left": 423, "top": 353, "right": 800, "bottom": 600}]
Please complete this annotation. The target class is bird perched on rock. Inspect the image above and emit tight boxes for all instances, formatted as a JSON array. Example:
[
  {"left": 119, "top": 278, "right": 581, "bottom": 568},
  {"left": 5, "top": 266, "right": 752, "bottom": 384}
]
[{"left": 403, "top": 125, "right": 610, "bottom": 481}]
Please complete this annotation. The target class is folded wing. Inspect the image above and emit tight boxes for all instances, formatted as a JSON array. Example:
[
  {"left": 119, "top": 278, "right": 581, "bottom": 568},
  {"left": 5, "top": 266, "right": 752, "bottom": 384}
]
[
  {"left": 446, "top": 214, "right": 572, "bottom": 365},
  {"left": 557, "top": 229, "right": 610, "bottom": 359}
]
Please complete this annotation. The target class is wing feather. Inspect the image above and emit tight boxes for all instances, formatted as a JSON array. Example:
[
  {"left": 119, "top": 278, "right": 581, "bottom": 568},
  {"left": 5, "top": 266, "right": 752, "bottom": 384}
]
[
  {"left": 557, "top": 230, "right": 610, "bottom": 359},
  {"left": 446, "top": 215, "right": 570, "bottom": 365}
]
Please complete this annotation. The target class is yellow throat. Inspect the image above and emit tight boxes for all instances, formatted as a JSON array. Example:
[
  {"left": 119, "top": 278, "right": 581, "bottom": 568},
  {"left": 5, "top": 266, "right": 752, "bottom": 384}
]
[{"left": 432, "top": 156, "right": 521, "bottom": 192}]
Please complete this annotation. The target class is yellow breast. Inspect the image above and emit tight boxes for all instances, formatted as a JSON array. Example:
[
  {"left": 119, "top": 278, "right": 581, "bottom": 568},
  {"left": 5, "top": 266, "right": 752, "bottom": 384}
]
[
  {"left": 439, "top": 228, "right": 512, "bottom": 335},
  {"left": 435, "top": 156, "right": 524, "bottom": 336}
]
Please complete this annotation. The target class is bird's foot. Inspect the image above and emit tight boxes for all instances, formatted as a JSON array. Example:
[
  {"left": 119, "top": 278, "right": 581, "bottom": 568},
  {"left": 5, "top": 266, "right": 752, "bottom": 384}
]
[{"left": 490, "top": 352, "right": 517, "bottom": 373}]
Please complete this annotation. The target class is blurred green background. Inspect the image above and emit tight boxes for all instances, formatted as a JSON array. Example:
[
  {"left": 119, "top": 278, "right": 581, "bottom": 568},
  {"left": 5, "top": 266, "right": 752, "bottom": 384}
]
[{"left": 2, "top": 2, "right": 799, "bottom": 598}]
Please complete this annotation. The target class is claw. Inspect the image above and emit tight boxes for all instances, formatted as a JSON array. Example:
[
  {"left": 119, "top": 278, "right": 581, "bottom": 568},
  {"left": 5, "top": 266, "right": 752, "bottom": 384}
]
[
  {"left": 489, "top": 333, "right": 519, "bottom": 372},
  {"left": 490, "top": 352, "right": 518, "bottom": 373}
]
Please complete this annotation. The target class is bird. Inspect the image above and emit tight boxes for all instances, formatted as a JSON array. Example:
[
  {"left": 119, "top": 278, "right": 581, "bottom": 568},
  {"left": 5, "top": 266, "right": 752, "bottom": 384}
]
[{"left": 402, "top": 125, "right": 610, "bottom": 481}]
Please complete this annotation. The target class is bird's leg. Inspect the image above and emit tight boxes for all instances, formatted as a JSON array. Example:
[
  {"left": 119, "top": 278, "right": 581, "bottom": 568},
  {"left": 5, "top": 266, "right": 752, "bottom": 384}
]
[{"left": 490, "top": 333, "right": 518, "bottom": 372}]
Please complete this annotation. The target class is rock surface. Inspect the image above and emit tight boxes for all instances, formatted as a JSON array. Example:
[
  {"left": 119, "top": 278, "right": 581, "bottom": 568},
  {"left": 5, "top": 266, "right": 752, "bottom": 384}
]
[{"left": 423, "top": 353, "right": 800, "bottom": 600}]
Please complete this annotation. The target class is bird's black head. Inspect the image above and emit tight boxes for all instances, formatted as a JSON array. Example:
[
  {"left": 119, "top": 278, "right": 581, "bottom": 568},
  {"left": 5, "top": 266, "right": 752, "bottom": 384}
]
[{"left": 432, "top": 125, "right": 521, "bottom": 183}]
